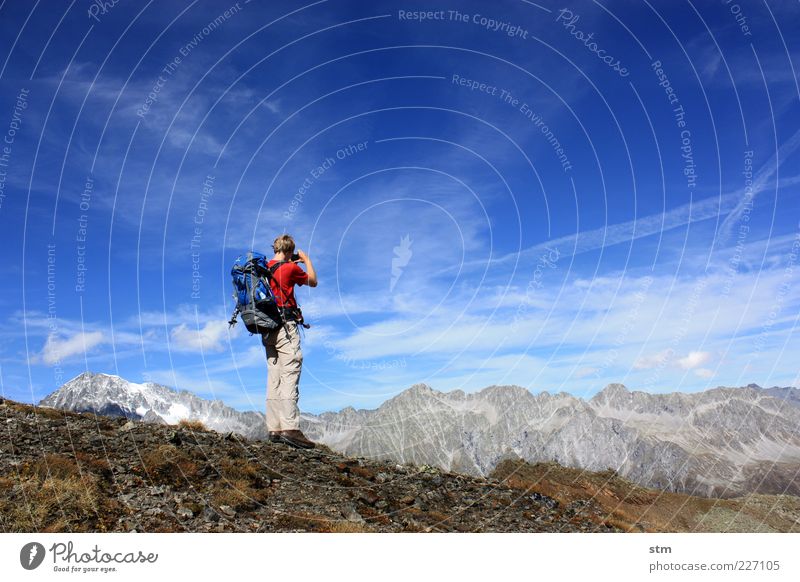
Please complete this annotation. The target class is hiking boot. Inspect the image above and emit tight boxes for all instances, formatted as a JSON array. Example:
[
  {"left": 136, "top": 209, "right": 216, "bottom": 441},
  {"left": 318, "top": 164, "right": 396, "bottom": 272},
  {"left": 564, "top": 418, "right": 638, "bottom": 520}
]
[
  {"left": 268, "top": 431, "right": 281, "bottom": 443},
  {"left": 280, "top": 429, "right": 315, "bottom": 449}
]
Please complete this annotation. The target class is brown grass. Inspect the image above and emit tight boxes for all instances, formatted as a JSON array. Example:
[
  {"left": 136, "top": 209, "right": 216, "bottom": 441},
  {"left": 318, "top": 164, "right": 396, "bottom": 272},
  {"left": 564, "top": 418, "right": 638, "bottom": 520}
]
[
  {"left": 74, "top": 452, "right": 113, "bottom": 478},
  {"left": 211, "top": 478, "right": 271, "bottom": 510},
  {"left": 272, "top": 511, "right": 374, "bottom": 533},
  {"left": 326, "top": 521, "right": 372, "bottom": 533},
  {"left": 178, "top": 419, "right": 208, "bottom": 431},
  {"left": 139, "top": 444, "right": 199, "bottom": 486},
  {"left": 207, "top": 458, "right": 273, "bottom": 510},
  {"left": 31, "top": 406, "right": 68, "bottom": 420},
  {"left": 491, "top": 459, "right": 800, "bottom": 533},
  {"left": 0, "top": 454, "right": 120, "bottom": 532},
  {"left": 218, "top": 458, "right": 259, "bottom": 481}
]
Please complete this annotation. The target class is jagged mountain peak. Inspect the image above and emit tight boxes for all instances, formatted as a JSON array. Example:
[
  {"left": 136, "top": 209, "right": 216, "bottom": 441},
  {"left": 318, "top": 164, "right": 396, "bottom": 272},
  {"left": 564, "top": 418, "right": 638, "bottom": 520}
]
[
  {"left": 40, "top": 372, "right": 267, "bottom": 440},
  {"left": 589, "top": 382, "right": 630, "bottom": 404},
  {"left": 478, "top": 384, "right": 533, "bottom": 398},
  {"left": 382, "top": 383, "right": 438, "bottom": 405},
  {"left": 406, "top": 382, "right": 435, "bottom": 394},
  {"left": 601, "top": 382, "right": 629, "bottom": 394}
]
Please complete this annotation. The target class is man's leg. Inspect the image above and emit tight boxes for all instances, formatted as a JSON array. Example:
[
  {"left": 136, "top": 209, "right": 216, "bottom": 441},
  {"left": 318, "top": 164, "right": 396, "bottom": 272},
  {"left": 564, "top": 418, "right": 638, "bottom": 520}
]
[
  {"left": 272, "top": 321, "right": 302, "bottom": 430},
  {"left": 263, "top": 328, "right": 283, "bottom": 434}
]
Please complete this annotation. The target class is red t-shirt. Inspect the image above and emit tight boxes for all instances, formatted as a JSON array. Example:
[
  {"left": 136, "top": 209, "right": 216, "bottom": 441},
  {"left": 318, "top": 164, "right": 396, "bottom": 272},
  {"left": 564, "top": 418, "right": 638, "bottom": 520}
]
[{"left": 267, "top": 260, "right": 308, "bottom": 309}]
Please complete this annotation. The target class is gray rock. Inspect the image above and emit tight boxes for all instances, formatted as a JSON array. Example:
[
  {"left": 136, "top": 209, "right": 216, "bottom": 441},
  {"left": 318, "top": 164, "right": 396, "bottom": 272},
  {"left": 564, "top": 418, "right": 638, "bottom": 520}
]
[
  {"left": 301, "top": 382, "right": 800, "bottom": 497},
  {"left": 218, "top": 505, "right": 236, "bottom": 518},
  {"left": 202, "top": 507, "right": 220, "bottom": 522},
  {"left": 340, "top": 503, "right": 364, "bottom": 523}
]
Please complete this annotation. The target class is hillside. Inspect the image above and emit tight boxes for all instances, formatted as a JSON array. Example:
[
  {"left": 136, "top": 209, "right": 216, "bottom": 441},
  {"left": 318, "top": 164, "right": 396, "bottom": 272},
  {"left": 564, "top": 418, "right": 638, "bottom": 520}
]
[
  {"left": 0, "top": 396, "right": 614, "bottom": 533},
  {"left": 492, "top": 459, "right": 800, "bottom": 533},
  {"left": 2, "top": 395, "right": 798, "bottom": 533}
]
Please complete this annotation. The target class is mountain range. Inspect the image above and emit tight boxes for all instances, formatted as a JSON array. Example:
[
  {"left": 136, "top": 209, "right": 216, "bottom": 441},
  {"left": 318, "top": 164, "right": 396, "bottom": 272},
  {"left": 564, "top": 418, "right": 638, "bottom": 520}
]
[{"left": 40, "top": 372, "right": 800, "bottom": 498}]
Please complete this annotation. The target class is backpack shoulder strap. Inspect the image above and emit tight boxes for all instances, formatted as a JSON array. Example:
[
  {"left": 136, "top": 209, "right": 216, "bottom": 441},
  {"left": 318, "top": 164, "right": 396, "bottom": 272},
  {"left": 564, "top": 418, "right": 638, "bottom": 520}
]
[{"left": 266, "top": 260, "right": 289, "bottom": 278}]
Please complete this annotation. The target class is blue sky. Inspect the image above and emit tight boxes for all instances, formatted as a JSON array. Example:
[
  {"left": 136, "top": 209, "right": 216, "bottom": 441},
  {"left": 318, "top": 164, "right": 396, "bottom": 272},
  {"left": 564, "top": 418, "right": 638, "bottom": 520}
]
[{"left": 0, "top": 0, "right": 798, "bottom": 413}]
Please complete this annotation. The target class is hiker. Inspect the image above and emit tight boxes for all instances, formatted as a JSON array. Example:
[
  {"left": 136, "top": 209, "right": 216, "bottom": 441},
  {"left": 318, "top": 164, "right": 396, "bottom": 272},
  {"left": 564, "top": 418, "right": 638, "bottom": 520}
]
[{"left": 262, "top": 234, "right": 317, "bottom": 449}]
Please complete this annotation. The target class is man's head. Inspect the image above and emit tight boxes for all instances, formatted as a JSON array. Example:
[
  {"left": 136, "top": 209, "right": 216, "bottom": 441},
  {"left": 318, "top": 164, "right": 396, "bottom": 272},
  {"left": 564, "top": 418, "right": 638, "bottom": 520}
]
[{"left": 273, "top": 234, "right": 296, "bottom": 258}]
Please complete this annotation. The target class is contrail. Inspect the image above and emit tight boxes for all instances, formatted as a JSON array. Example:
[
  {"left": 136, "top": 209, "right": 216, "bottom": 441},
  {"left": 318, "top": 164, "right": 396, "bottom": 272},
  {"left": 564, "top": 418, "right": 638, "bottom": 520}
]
[
  {"left": 442, "top": 129, "right": 800, "bottom": 275},
  {"left": 715, "top": 127, "right": 800, "bottom": 245}
]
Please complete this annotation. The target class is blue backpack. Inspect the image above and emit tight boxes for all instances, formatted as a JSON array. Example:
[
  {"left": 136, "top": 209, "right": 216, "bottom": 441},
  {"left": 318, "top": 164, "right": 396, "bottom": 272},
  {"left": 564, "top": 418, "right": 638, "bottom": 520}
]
[{"left": 228, "top": 252, "right": 285, "bottom": 334}]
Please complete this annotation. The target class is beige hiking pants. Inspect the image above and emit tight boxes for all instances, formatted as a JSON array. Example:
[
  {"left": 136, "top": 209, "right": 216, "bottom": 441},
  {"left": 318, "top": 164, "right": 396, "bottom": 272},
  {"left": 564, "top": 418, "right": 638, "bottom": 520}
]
[{"left": 262, "top": 321, "right": 302, "bottom": 432}]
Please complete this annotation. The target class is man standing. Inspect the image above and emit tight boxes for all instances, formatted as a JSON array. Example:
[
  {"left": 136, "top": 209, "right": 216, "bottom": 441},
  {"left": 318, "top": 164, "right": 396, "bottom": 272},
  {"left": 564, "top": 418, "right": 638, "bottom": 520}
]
[{"left": 262, "top": 234, "right": 317, "bottom": 449}]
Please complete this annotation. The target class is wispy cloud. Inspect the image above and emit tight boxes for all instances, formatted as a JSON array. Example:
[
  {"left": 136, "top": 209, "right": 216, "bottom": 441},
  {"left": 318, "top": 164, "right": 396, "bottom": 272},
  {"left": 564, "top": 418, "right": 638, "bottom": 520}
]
[
  {"left": 444, "top": 137, "right": 800, "bottom": 276},
  {"left": 170, "top": 320, "right": 238, "bottom": 353},
  {"left": 37, "top": 331, "right": 106, "bottom": 365},
  {"left": 677, "top": 351, "right": 712, "bottom": 370},
  {"left": 715, "top": 127, "right": 800, "bottom": 245}
]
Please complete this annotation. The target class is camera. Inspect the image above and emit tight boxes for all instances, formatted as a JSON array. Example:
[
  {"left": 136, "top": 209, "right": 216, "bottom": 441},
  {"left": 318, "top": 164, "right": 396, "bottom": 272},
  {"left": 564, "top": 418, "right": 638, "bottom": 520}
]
[{"left": 291, "top": 253, "right": 301, "bottom": 262}]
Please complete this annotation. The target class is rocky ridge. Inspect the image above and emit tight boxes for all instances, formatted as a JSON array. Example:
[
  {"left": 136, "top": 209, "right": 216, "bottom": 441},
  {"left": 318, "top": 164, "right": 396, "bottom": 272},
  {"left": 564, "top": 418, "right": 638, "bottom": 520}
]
[
  {"left": 5, "top": 396, "right": 799, "bottom": 533},
  {"left": 0, "top": 396, "right": 618, "bottom": 533}
]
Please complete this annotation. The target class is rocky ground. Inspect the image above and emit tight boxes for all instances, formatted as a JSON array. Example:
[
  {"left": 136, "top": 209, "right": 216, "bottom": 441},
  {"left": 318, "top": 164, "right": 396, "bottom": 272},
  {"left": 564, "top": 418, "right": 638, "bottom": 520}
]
[
  {"left": 2, "top": 396, "right": 797, "bottom": 533},
  {"left": 0, "top": 397, "right": 619, "bottom": 533}
]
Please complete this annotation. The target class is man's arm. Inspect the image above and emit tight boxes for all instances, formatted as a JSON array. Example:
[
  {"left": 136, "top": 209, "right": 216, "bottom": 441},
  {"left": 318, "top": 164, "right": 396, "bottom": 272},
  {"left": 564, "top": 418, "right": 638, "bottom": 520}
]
[{"left": 296, "top": 250, "right": 317, "bottom": 287}]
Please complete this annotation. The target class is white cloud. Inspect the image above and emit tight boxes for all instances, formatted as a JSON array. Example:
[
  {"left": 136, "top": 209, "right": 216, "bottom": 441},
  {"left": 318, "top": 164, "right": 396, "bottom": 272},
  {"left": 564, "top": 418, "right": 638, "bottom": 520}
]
[
  {"left": 572, "top": 366, "right": 600, "bottom": 379},
  {"left": 39, "top": 331, "right": 106, "bottom": 365},
  {"left": 677, "top": 351, "right": 712, "bottom": 370},
  {"left": 633, "top": 349, "right": 672, "bottom": 370},
  {"left": 170, "top": 320, "right": 237, "bottom": 353},
  {"left": 144, "top": 368, "right": 256, "bottom": 409},
  {"left": 694, "top": 368, "right": 715, "bottom": 379},
  {"left": 634, "top": 350, "right": 713, "bottom": 372}
]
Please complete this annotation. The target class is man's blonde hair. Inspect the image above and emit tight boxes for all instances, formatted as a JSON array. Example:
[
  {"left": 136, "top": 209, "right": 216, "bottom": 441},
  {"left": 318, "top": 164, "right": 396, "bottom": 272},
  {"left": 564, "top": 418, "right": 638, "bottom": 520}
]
[{"left": 273, "top": 234, "right": 296, "bottom": 255}]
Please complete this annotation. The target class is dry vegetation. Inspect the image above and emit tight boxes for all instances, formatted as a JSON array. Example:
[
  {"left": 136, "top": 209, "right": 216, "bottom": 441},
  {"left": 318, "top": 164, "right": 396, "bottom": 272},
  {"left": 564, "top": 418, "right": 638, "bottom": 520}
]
[
  {"left": 177, "top": 419, "right": 208, "bottom": 431},
  {"left": 209, "top": 458, "right": 273, "bottom": 510},
  {"left": 138, "top": 444, "right": 200, "bottom": 486},
  {"left": 491, "top": 459, "right": 800, "bottom": 533},
  {"left": 0, "top": 453, "right": 120, "bottom": 532}
]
